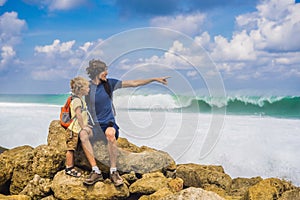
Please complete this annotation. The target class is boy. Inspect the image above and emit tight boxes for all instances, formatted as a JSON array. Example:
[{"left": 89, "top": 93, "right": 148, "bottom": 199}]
[{"left": 65, "top": 76, "right": 103, "bottom": 185}]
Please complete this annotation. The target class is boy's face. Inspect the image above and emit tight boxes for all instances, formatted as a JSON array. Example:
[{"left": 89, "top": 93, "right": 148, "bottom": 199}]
[{"left": 81, "top": 84, "right": 90, "bottom": 96}]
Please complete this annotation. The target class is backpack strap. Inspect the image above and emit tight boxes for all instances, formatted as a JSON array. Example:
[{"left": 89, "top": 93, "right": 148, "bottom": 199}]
[
  {"left": 71, "top": 95, "right": 84, "bottom": 111},
  {"left": 102, "top": 80, "right": 116, "bottom": 116},
  {"left": 102, "top": 80, "right": 112, "bottom": 99},
  {"left": 70, "top": 95, "right": 95, "bottom": 126}
]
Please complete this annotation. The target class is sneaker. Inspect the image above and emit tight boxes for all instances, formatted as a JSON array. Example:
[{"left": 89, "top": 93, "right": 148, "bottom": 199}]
[
  {"left": 110, "top": 171, "right": 124, "bottom": 186},
  {"left": 83, "top": 171, "right": 104, "bottom": 185}
]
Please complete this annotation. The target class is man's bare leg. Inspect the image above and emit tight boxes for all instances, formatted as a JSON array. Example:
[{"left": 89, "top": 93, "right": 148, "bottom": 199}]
[{"left": 106, "top": 127, "right": 123, "bottom": 186}]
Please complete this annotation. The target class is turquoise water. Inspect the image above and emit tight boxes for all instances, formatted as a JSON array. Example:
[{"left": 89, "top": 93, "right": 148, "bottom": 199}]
[
  {"left": 0, "top": 94, "right": 299, "bottom": 119},
  {"left": 0, "top": 94, "right": 68, "bottom": 105}
]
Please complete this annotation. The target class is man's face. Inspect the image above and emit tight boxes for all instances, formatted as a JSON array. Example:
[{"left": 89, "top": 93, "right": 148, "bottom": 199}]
[{"left": 99, "top": 70, "right": 108, "bottom": 81}]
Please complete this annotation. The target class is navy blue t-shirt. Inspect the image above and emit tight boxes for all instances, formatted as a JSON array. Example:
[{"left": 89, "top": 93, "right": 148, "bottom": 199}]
[{"left": 86, "top": 78, "right": 122, "bottom": 125}]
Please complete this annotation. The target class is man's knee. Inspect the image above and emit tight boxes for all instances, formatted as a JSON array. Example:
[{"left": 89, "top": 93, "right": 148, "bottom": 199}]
[{"left": 105, "top": 128, "right": 116, "bottom": 142}]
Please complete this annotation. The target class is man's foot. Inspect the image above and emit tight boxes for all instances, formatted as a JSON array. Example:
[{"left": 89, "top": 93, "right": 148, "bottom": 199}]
[
  {"left": 83, "top": 171, "right": 103, "bottom": 185},
  {"left": 110, "top": 171, "right": 124, "bottom": 186}
]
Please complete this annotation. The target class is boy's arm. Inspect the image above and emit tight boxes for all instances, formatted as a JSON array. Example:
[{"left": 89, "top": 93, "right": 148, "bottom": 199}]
[{"left": 75, "top": 106, "right": 86, "bottom": 129}]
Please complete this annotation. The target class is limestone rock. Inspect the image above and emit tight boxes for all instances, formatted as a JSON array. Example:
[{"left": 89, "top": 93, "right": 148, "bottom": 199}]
[
  {"left": 48, "top": 120, "right": 176, "bottom": 175},
  {"left": 40, "top": 195, "right": 57, "bottom": 200},
  {"left": 8, "top": 146, "right": 35, "bottom": 195},
  {"left": 117, "top": 138, "right": 142, "bottom": 153},
  {"left": 31, "top": 145, "right": 65, "bottom": 178},
  {"left": 79, "top": 134, "right": 176, "bottom": 174},
  {"left": 246, "top": 178, "right": 295, "bottom": 200},
  {"left": 139, "top": 187, "right": 173, "bottom": 200},
  {"left": 0, "top": 194, "right": 31, "bottom": 200},
  {"left": 2, "top": 119, "right": 299, "bottom": 200},
  {"left": 203, "top": 184, "right": 227, "bottom": 199},
  {"left": 20, "top": 174, "right": 52, "bottom": 200},
  {"left": 229, "top": 177, "right": 263, "bottom": 197},
  {"left": 47, "top": 120, "right": 67, "bottom": 151},
  {"left": 0, "top": 146, "right": 33, "bottom": 187},
  {"left": 121, "top": 171, "right": 138, "bottom": 184},
  {"left": 129, "top": 172, "right": 183, "bottom": 195},
  {"left": 176, "top": 163, "right": 232, "bottom": 192},
  {"left": 0, "top": 146, "right": 8, "bottom": 154},
  {"left": 160, "top": 187, "right": 225, "bottom": 200},
  {"left": 51, "top": 170, "right": 129, "bottom": 200},
  {"left": 278, "top": 188, "right": 300, "bottom": 200}
]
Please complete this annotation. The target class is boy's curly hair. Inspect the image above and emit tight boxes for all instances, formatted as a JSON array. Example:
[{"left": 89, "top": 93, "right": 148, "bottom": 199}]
[
  {"left": 70, "top": 76, "right": 89, "bottom": 95},
  {"left": 86, "top": 59, "right": 107, "bottom": 80}
]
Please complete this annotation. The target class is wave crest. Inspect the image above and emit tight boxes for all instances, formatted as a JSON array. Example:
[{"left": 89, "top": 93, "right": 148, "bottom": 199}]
[{"left": 114, "top": 94, "right": 300, "bottom": 118}]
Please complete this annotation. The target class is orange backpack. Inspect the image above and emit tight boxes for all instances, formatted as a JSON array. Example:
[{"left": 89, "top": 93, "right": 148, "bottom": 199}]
[{"left": 60, "top": 95, "right": 80, "bottom": 129}]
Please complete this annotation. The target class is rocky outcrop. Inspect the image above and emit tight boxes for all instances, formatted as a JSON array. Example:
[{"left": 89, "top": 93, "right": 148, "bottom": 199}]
[
  {"left": 19, "top": 174, "right": 52, "bottom": 200},
  {"left": 129, "top": 172, "right": 183, "bottom": 195},
  {"left": 0, "top": 145, "right": 35, "bottom": 195},
  {"left": 48, "top": 120, "right": 176, "bottom": 174},
  {"left": 176, "top": 163, "right": 232, "bottom": 191},
  {"left": 0, "top": 194, "right": 31, "bottom": 200},
  {"left": 51, "top": 170, "right": 130, "bottom": 200},
  {"left": 278, "top": 188, "right": 300, "bottom": 200},
  {"left": 0, "top": 119, "right": 299, "bottom": 199},
  {"left": 0, "top": 146, "right": 8, "bottom": 154},
  {"left": 245, "top": 178, "right": 296, "bottom": 200},
  {"left": 160, "top": 187, "right": 225, "bottom": 200}
]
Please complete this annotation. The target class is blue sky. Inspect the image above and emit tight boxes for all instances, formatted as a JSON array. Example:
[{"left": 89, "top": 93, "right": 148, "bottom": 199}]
[{"left": 0, "top": 0, "right": 300, "bottom": 95}]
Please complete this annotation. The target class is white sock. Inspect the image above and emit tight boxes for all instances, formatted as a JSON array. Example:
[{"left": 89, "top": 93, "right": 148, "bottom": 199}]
[
  {"left": 110, "top": 167, "right": 117, "bottom": 174},
  {"left": 92, "top": 166, "right": 101, "bottom": 174}
]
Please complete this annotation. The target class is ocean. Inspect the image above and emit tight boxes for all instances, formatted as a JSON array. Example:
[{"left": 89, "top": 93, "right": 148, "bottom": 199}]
[{"left": 0, "top": 93, "right": 299, "bottom": 186}]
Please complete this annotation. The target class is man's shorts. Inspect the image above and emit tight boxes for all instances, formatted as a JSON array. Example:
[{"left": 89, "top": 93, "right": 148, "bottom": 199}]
[
  {"left": 92, "top": 122, "right": 119, "bottom": 143},
  {"left": 65, "top": 130, "right": 79, "bottom": 151}
]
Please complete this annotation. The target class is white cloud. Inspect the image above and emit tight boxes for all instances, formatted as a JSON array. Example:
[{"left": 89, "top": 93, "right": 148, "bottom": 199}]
[
  {"left": 0, "top": 46, "right": 16, "bottom": 70},
  {"left": 211, "top": 30, "right": 256, "bottom": 62},
  {"left": 194, "top": 32, "right": 211, "bottom": 49},
  {"left": 0, "top": 12, "right": 26, "bottom": 70},
  {"left": 0, "top": 12, "right": 26, "bottom": 46},
  {"left": 150, "top": 12, "right": 206, "bottom": 36},
  {"left": 0, "top": 0, "right": 7, "bottom": 6},
  {"left": 31, "top": 39, "right": 101, "bottom": 80},
  {"left": 34, "top": 39, "right": 75, "bottom": 55},
  {"left": 48, "top": 0, "right": 86, "bottom": 11},
  {"left": 187, "top": 70, "right": 197, "bottom": 77},
  {"left": 238, "top": 0, "right": 300, "bottom": 51},
  {"left": 22, "top": 0, "right": 87, "bottom": 11},
  {"left": 79, "top": 42, "right": 93, "bottom": 52},
  {"left": 125, "top": 0, "right": 300, "bottom": 82},
  {"left": 31, "top": 67, "right": 70, "bottom": 80},
  {"left": 203, "top": 0, "right": 300, "bottom": 79}
]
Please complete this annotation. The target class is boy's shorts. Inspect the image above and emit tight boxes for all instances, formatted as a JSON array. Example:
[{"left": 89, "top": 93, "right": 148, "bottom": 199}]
[{"left": 65, "top": 130, "right": 79, "bottom": 151}]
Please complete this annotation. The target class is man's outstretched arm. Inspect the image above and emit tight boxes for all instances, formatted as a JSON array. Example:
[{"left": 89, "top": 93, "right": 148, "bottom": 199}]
[{"left": 121, "top": 76, "right": 170, "bottom": 88}]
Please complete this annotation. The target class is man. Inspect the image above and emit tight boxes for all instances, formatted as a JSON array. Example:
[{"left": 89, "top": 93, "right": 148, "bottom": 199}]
[{"left": 85, "top": 59, "right": 170, "bottom": 186}]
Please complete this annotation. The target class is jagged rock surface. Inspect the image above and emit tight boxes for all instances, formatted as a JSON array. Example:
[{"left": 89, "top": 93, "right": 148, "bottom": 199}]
[{"left": 0, "top": 120, "right": 299, "bottom": 200}]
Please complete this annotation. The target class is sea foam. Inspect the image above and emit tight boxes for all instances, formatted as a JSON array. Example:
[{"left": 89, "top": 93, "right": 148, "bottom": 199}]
[{"left": 0, "top": 102, "right": 299, "bottom": 186}]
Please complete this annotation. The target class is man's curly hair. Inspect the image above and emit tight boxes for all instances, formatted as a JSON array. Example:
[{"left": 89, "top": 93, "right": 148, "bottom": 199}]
[{"left": 86, "top": 59, "right": 107, "bottom": 80}]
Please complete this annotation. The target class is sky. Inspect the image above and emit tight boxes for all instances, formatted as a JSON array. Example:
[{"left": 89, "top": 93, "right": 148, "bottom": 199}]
[{"left": 0, "top": 0, "right": 300, "bottom": 95}]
